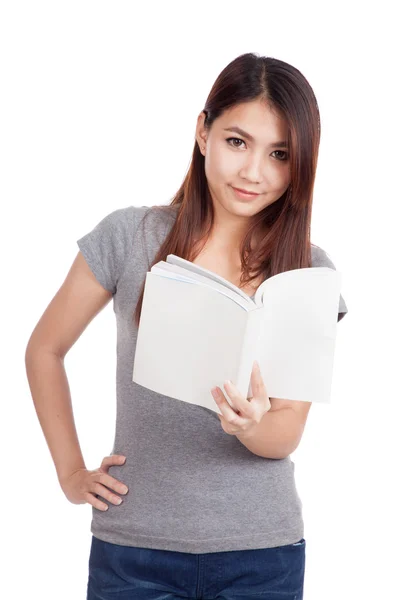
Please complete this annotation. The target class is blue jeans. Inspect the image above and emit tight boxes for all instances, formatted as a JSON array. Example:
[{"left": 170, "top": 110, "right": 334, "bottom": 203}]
[{"left": 86, "top": 535, "right": 306, "bottom": 599}]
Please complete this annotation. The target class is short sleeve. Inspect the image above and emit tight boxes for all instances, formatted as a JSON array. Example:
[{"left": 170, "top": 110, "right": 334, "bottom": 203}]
[
  {"left": 76, "top": 206, "right": 136, "bottom": 294},
  {"left": 311, "top": 245, "right": 348, "bottom": 322}
]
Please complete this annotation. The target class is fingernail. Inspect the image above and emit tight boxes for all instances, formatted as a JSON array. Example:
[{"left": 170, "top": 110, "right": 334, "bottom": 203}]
[{"left": 211, "top": 387, "right": 219, "bottom": 399}]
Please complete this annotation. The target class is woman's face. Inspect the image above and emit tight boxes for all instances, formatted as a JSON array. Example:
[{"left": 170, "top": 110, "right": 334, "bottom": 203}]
[{"left": 196, "top": 98, "right": 291, "bottom": 218}]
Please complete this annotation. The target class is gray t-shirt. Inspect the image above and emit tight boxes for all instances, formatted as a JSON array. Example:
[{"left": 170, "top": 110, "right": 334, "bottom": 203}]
[{"left": 76, "top": 203, "right": 348, "bottom": 554}]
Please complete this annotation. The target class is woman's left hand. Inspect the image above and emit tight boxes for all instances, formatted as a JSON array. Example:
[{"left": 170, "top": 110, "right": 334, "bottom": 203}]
[{"left": 211, "top": 361, "right": 271, "bottom": 437}]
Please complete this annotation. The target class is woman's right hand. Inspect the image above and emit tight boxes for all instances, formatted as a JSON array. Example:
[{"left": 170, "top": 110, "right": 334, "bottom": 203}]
[{"left": 59, "top": 454, "right": 129, "bottom": 511}]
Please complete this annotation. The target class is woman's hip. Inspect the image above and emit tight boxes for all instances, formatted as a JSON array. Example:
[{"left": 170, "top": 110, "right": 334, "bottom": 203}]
[{"left": 86, "top": 534, "right": 306, "bottom": 600}]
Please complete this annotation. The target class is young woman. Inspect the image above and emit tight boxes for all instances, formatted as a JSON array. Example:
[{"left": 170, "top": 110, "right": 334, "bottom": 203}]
[{"left": 26, "top": 52, "right": 348, "bottom": 599}]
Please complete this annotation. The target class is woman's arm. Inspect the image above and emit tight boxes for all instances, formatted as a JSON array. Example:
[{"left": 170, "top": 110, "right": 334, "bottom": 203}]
[
  {"left": 235, "top": 403, "right": 311, "bottom": 459},
  {"left": 25, "top": 251, "right": 113, "bottom": 485}
]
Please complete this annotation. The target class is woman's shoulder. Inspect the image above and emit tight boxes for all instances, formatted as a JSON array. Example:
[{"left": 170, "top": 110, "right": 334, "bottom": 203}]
[
  {"left": 310, "top": 243, "right": 337, "bottom": 269},
  {"left": 133, "top": 203, "right": 180, "bottom": 237},
  {"left": 103, "top": 203, "right": 179, "bottom": 237},
  {"left": 311, "top": 244, "right": 348, "bottom": 320}
]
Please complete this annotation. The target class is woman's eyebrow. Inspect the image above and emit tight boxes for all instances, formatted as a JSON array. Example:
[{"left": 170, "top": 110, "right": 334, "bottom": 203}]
[{"left": 223, "top": 126, "right": 288, "bottom": 148}]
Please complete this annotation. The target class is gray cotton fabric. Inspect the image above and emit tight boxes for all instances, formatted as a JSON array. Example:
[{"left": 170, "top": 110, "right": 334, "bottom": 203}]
[{"left": 76, "top": 203, "right": 348, "bottom": 554}]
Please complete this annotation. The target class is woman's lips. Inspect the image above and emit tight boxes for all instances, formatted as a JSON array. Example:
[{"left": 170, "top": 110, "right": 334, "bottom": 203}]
[{"left": 231, "top": 186, "right": 260, "bottom": 199}]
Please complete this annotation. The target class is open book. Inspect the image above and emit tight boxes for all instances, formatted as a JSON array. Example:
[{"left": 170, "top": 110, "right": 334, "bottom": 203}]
[{"left": 132, "top": 254, "right": 343, "bottom": 414}]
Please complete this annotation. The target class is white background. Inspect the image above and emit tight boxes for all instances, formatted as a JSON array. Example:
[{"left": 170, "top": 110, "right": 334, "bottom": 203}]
[{"left": 2, "top": 1, "right": 398, "bottom": 598}]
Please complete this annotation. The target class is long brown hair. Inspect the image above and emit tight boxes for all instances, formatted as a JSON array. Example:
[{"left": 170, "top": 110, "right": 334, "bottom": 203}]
[{"left": 133, "top": 52, "right": 321, "bottom": 328}]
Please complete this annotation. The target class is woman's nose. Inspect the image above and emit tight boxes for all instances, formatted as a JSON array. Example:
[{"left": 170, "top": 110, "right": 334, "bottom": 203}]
[{"left": 239, "top": 157, "right": 263, "bottom": 183}]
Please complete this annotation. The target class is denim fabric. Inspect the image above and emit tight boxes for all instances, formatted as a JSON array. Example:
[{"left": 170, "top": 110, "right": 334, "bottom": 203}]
[{"left": 87, "top": 535, "right": 306, "bottom": 599}]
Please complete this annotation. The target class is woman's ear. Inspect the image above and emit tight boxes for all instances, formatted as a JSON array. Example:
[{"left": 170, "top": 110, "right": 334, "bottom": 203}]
[{"left": 195, "top": 111, "right": 208, "bottom": 154}]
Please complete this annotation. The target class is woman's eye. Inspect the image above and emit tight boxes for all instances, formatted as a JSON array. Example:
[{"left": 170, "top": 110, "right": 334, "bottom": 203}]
[
  {"left": 271, "top": 150, "right": 289, "bottom": 161},
  {"left": 226, "top": 137, "right": 246, "bottom": 149}
]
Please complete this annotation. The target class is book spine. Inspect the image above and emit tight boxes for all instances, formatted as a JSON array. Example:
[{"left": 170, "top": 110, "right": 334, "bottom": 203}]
[{"left": 235, "top": 307, "right": 264, "bottom": 400}]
